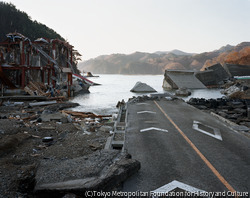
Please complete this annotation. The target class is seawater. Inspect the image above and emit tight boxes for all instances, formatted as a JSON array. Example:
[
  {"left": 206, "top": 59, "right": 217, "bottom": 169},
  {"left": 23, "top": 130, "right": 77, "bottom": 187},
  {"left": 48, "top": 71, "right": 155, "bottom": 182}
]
[{"left": 71, "top": 74, "right": 224, "bottom": 114}]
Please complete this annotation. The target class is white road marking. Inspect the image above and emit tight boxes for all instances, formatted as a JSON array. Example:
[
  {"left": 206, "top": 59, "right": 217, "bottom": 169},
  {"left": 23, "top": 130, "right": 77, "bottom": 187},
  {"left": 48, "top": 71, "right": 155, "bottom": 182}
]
[
  {"left": 144, "top": 121, "right": 159, "bottom": 124},
  {"left": 152, "top": 180, "right": 207, "bottom": 194},
  {"left": 137, "top": 111, "right": 156, "bottom": 114},
  {"left": 136, "top": 103, "right": 150, "bottom": 106},
  {"left": 140, "top": 127, "right": 168, "bottom": 133},
  {"left": 193, "top": 120, "right": 222, "bottom": 141}
]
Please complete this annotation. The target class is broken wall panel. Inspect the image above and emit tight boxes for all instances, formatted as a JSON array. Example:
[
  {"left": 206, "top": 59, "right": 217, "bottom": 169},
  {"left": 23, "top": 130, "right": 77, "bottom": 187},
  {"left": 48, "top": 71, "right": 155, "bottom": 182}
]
[
  {"left": 195, "top": 70, "right": 217, "bottom": 87},
  {"left": 195, "top": 63, "right": 230, "bottom": 87},
  {"left": 224, "top": 64, "right": 250, "bottom": 77}
]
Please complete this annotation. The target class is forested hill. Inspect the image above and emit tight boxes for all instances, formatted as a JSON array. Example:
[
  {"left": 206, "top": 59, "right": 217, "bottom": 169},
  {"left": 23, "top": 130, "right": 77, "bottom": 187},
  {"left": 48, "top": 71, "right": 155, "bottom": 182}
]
[{"left": 0, "top": 2, "right": 64, "bottom": 41}]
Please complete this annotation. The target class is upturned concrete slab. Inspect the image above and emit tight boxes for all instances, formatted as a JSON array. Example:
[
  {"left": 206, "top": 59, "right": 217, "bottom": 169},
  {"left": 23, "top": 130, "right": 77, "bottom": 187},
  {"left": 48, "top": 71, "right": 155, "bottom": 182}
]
[
  {"left": 130, "top": 81, "right": 157, "bottom": 93},
  {"left": 35, "top": 150, "right": 140, "bottom": 197}
]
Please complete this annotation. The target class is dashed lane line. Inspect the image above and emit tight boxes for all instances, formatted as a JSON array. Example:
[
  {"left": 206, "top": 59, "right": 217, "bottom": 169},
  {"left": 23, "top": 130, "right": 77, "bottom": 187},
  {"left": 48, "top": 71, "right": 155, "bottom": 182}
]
[
  {"left": 140, "top": 127, "right": 168, "bottom": 133},
  {"left": 137, "top": 111, "right": 156, "bottom": 114}
]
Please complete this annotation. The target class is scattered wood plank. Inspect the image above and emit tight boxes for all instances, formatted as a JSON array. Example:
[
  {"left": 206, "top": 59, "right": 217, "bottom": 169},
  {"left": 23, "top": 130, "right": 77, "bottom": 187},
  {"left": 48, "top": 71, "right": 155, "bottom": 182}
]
[
  {"left": 30, "top": 154, "right": 41, "bottom": 157},
  {"left": 47, "top": 96, "right": 67, "bottom": 101},
  {"left": 29, "top": 82, "right": 45, "bottom": 96},
  {"left": 24, "top": 81, "right": 48, "bottom": 96},
  {"left": 32, "top": 135, "right": 41, "bottom": 139},
  {"left": 62, "top": 110, "right": 112, "bottom": 119},
  {"left": 29, "top": 100, "right": 57, "bottom": 107},
  {"left": 0, "top": 96, "right": 47, "bottom": 101},
  {"left": 24, "top": 86, "right": 35, "bottom": 96},
  {"left": 40, "top": 126, "right": 56, "bottom": 130},
  {"left": 22, "top": 114, "right": 39, "bottom": 120}
]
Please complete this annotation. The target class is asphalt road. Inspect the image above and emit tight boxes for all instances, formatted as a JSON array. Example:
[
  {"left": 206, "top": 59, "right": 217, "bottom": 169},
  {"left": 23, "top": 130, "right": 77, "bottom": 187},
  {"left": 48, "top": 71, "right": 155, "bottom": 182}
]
[{"left": 122, "top": 98, "right": 250, "bottom": 195}]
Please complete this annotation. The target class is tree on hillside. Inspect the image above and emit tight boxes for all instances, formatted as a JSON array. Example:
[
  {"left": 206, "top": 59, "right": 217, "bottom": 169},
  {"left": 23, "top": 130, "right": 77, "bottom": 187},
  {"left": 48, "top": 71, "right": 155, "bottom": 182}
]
[
  {"left": 225, "top": 47, "right": 250, "bottom": 65},
  {"left": 201, "top": 45, "right": 250, "bottom": 71},
  {"left": 0, "top": 2, "right": 64, "bottom": 41}
]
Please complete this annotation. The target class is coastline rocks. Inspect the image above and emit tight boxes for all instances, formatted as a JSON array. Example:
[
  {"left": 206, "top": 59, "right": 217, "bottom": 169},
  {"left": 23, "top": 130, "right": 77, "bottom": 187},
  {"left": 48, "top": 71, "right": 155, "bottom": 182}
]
[
  {"left": 130, "top": 81, "right": 157, "bottom": 93},
  {"left": 175, "top": 87, "right": 191, "bottom": 96},
  {"left": 128, "top": 93, "right": 180, "bottom": 104},
  {"left": 221, "top": 81, "right": 250, "bottom": 99},
  {"left": 72, "top": 84, "right": 90, "bottom": 96},
  {"left": 221, "top": 84, "right": 240, "bottom": 96}
]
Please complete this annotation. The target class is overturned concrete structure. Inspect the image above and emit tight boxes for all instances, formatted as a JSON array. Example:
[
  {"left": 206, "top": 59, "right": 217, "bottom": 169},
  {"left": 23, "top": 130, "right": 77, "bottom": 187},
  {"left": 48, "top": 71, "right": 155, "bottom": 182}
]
[
  {"left": 0, "top": 32, "right": 87, "bottom": 97},
  {"left": 196, "top": 63, "right": 250, "bottom": 87},
  {"left": 195, "top": 63, "right": 230, "bottom": 87},
  {"left": 163, "top": 63, "right": 250, "bottom": 90},
  {"left": 163, "top": 70, "right": 206, "bottom": 90}
]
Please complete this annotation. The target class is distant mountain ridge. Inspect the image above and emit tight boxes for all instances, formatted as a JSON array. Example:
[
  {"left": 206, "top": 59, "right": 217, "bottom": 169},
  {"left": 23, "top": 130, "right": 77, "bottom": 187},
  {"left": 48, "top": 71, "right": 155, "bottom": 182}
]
[
  {"left": 214, "top": 44, "right": 234, "bottom": 53},
  {"left": 154, "top": 49, "right": 196, "bottom": 56},
  {"left": 78, "top": 43, "right": 250, "bottom": 75}
]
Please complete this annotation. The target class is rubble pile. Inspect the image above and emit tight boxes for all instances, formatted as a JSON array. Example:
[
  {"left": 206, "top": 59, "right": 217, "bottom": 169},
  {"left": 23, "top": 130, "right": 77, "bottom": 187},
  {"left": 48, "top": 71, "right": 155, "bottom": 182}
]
[
  {"left": 188, "top": 98, "right": 250, "bottom": 132},
  {"left": 127, "top": 93, "right": 178, "bottom": 104},
  {"left": 221, "top": 80, "right": 250, "bottom": 99},
  {"left": 0, "top": 99, "right": 139, "bottom": 197}
]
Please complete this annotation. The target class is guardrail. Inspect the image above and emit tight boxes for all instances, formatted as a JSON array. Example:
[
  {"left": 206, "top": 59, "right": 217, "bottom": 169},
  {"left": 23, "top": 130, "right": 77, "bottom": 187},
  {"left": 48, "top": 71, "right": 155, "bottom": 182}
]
[{"left": 105, "top": 104, "right": 126, "bottom": 151}]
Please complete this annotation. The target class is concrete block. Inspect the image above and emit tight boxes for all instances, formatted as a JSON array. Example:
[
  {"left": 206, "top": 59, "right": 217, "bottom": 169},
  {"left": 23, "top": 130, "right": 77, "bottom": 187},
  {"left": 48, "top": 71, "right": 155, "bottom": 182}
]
[
  {"left": 40, "top": 112, "right": 67, "bottom": 123},
  {"left": 111, "top": 140, "right": 124, "bottom": 148}
]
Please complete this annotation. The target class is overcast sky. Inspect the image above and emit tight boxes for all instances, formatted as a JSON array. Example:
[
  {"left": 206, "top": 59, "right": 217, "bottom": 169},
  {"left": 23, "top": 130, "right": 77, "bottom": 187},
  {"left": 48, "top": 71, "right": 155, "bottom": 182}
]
[{"left": 7, "top": 0, "right": 250, "bottom": 60}]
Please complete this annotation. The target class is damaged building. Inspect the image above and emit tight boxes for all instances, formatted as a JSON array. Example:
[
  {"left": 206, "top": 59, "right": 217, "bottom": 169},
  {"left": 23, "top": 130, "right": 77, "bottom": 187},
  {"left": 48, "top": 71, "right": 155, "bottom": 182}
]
[{"left": 0, "top": 32, "right": 89, "bottom": 97}]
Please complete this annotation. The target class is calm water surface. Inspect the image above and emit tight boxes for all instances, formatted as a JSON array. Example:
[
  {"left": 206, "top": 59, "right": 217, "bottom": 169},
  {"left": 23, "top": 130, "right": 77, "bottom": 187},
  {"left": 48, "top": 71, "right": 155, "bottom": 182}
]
[{"left": 71, "top": 74, "right": 224, "bottom": 114}]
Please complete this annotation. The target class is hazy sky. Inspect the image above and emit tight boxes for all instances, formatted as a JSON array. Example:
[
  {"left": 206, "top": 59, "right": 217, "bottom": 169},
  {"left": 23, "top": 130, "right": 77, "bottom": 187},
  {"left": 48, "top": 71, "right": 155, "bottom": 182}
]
[{"left": 7, "top": 0, "right": 250, "bottom": 60}]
